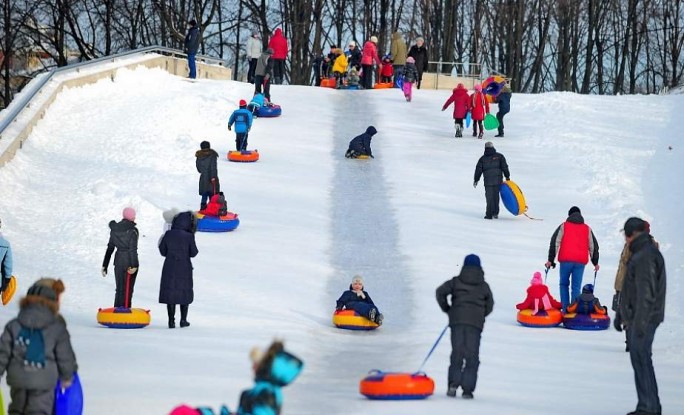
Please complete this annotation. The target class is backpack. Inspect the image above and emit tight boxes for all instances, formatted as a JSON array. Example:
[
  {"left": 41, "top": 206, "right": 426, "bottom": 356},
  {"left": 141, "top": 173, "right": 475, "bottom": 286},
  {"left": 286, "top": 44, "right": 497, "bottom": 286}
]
[{"left": 16, "top": 326, "right": 46, "bottom": 369}]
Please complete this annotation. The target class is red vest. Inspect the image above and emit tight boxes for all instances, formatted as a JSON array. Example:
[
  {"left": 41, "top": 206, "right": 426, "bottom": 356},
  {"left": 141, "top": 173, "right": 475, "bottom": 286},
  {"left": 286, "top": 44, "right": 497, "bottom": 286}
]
[{"left": 558, "top": 222, "right": 590, "bottom": 264}]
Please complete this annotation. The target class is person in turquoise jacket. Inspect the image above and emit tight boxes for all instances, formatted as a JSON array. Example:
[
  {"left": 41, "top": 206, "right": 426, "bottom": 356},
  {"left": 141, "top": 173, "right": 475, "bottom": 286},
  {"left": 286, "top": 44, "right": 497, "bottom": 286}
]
[
  {"left": 0, "top": 217, "right": 14, "bottom": 294},
  {"left": 247, "top": 93, "right": 266, "bottom": 116},
  {"left": 228, "top": 100, "right": 254, "bottom": 151}
]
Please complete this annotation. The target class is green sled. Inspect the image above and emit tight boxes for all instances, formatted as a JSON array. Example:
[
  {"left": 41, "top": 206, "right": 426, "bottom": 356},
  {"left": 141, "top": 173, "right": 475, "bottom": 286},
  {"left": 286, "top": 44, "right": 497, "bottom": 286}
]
[{"left": 483, "top": 113, "right": 499, "bottom": 130}]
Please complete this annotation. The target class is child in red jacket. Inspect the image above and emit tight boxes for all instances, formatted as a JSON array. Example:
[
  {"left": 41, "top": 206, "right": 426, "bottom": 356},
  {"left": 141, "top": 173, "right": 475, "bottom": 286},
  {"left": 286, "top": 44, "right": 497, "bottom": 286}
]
[
  {"left": 202, "top": 192, "right": 228, "bottom": 217},
  {"left": 470, "top": 84, "right": 490, "bottom": 139},
  {"left": 516, "top": 272, "right": 562, "bottom": 314},
  {"left": 442, "top": 83, "right": 470, "bottom": 138},
  {"left": 380, "top": 55, "right": 394, "bottom": 83}
]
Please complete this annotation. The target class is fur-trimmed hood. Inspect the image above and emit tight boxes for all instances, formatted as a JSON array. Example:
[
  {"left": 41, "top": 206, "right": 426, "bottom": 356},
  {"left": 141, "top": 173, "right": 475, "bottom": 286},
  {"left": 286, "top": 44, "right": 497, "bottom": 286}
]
[
  {"left": 195, "top": 148, "right": 219, "bottom": 159},
  {"left": 19, "top": 295, "right": 58, "bottom": 328}
]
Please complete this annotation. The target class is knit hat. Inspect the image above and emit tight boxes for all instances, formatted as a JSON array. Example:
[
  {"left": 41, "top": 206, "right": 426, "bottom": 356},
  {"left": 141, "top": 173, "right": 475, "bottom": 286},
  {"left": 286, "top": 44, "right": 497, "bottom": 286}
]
[
  {"left": 239, "top": 99, "right": 247, "bottom": 107},
  {"left": 349, "top": 41, "right": 356, "bottom": 47},
  {"left": 582, "top": 284, "right": 594, "bottom": 294},
  {"left": 463, "top": 254, "right": 481, "bottom": 267},
  {"left": 406, "top": 56, "right": 415, "bottom": 63},
  {"left": 168, "top": 405, "right": 200, "bottom": 415},
  {"left": 530, "top": 272, "right": 543, "bottom": 286},
  {"left": 123, "top": 207, "right": 136, "bottom": 221},
  {"left": 27, "top": 281, "right": 58, "bottom": 301},
  {"left": 200, "top": 141, "right": 210, "bottom": 149},
  {"left": 188, "top": 19, "right": 197, "bottom": 27},
  {"left": 457, "top": 83, "right": 464, "bottom": 89},
  {"left": 366, "top": 126, "right": 377, "bottom": 136},
  {"left": 568, "top": 206, "right": 581, "bottom": 216},
  {"left": 623, "top": 217, "right": 646, "bottom": 237},
  {"left": 474, "top": 84, "right": 482, "bottom": 91},
  {"left": 485, "top": 141, "right": 494, "bottom": 148},
  {"left": 370, "top": 36, "right": 378, "bottom": 43},
  {"left": 351, "top": 275, "right": 364, "bottom": 286},
  {"left": 162, "top": 208, "right": 180, "bottom": 224}
]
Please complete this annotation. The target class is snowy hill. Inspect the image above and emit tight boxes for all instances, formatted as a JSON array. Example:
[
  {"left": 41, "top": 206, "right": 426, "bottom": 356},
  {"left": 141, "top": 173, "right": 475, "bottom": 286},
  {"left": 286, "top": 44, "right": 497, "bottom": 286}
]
[{"left": 0, "top": 67, "right": 682, "bottom": 414}]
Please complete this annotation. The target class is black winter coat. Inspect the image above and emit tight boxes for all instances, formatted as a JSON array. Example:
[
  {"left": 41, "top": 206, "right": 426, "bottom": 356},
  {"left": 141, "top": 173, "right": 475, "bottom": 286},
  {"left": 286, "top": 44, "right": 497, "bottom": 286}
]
[
  {"left": 195, "top": 148, "right": 220, "bottom": 195},
  {"left": 102, "top": 219, "right": 139, "bottom": 270},
  {"left": 348, "top": 48, "right": 362, "bottom": 70},
  {"left": 159, "top": 212, "right": 199, "bottom": 305},
  {"left": 184, "top": 26, "right": 200, "bottom": 54},
  {"left": 336, "top": 287, "right": 376, "bottom": 309},
  {"left": 620, "top": 233, "right": 666, "bottom": 334},
  {"left": 496, "top": 91, "right": 511, "bottom": 114},
  {"left": 348, "top": 126, "right": 377, "bottom": 156},
  {"left": 408, "top": 45, "right": 429, "bottom": 73},
  {"left": 474, "top": 147, "right": 510, "bottom": 186},
  {"left": 436, "top": 266, "right": 494, "bottom": 330}
]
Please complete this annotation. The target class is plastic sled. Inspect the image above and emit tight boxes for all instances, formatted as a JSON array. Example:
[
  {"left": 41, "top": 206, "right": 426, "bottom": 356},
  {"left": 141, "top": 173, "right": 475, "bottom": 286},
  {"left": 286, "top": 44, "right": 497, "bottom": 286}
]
[
  {"left": 483, "top": 113, "right": 499, "bottom": 130},
  {"left": 2, "top": 275, "right": 16, "bottom": 305},
  {"left": 0, "top": 387, "right": 5, "bottom": 415},
  {"left": 55, "top": 372, "right": 83, "bottom": 415},
  {"left": 500, "top": 180, "right": 527, "bottom": 216},
  {"left": 465, "top": 111, "right": 471, "bottom": 128}
]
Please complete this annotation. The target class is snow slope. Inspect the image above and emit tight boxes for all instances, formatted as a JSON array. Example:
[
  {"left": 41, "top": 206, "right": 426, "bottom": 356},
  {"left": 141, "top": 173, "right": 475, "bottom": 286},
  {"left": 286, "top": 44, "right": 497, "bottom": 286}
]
[{"left": 0, "top": 67, "right": 682, "bottom": 414}]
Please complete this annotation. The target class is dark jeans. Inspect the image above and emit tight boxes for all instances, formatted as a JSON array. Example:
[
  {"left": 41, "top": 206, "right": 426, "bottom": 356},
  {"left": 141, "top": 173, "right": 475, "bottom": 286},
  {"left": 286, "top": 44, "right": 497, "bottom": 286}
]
[
  {"left": 187, "top": 53, "right": 196, "bottom": 78},
  {"left": 10, "top": 388, "right": 54, "bottom": 415},
  {"left": 361, "top": 64, "right": 374, "bottom": 89},
  {"left": 114, "top": 266, "right": 137, "bottom": 308},
  {"left": 448, "top": 324, "right": 482, "bottom": 393},
  {"left": 201, "top": 192, "right": 213, "bottom": 208},
  {"left": 497, "top": 109, "right": 509, "bottom": 135},
  {"left": 236, "top": 132, "right": 248, "bottom": 151},
  {"left": 254, "top": 75, "right": 271, "bottom": 100},
  {"left": 393, "top": 65, "right": 404, "bottom": 87},
  {"left": 247, "top": 58, "right": 258, "bottom": 83},
  {"left": 167, "top": 304, "right": 189, "bottom": 323},
  {"left": 484, "top": 185, "right": 500, "bottom": 218},
  {"left": 629, "top": 323, "right": 661, "bottom": 413},
  {"left": 346, "top": 302, "right": 377, "bottom": 319},
  {"left": 273, "top": 59, "right": 286, "bottom": 84}
]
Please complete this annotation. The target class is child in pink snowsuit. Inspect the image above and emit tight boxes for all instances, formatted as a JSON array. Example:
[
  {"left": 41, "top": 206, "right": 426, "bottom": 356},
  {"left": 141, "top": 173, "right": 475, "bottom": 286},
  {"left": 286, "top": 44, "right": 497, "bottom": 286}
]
[
  {"left": 402, "top": 57, "right": 419, "bottom": 102},
  {"left": 516, "top": 272, "right": 562, "bottom": 314}
]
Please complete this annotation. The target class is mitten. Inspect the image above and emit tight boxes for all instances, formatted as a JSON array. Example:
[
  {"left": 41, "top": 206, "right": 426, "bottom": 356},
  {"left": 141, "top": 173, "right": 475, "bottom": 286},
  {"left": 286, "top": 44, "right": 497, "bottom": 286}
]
[
  {"left": 473, "top": 181, "right": 478, "bottom": 188},
  {"left": 101, "top": 267, "right": 107, "bottom": 278}
]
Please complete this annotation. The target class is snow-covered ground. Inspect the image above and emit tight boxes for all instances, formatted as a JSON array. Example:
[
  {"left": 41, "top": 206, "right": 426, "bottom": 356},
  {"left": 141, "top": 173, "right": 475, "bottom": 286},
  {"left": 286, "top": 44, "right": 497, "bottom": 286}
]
[{"left": 0, "top": 67, "right": 682, "bottom": 414}]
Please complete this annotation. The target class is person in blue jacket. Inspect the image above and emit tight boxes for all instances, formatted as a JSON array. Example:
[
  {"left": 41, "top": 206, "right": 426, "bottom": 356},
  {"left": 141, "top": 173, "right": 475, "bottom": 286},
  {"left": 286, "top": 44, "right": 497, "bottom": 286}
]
[
  {"left": 494, "top": 85, "right": 511, "bottom": 137},
  {"left": 228, "top": 100, "right": 254, "bottom": 151},
  {"left": 247, "top": 93, "right": 266, "bottom": 116},
  {"left": 335, "top": 275, "right": 384, "bottom": 325},
  {"left": 0, "top": 217, "right": 13, "bottom": 294},
  {"left": 345, "top": 126, "right": 377, "bottom": 159}
]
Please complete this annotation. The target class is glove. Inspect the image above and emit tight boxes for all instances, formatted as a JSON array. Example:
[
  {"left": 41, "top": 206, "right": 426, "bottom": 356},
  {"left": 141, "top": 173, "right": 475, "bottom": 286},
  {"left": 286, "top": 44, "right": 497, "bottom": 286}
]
[
  {"left": 0, "top": 277, "right": 9, "bottom": 292},
  {"left": 473, "top": 181, "right": 478, "bottom": 188},
  {"left": 127, "top": 267, "right": 138, "bottom": 274},
  {"left": 228, "top": 125, "right": 232, "bottom": 131},
  {"left": 594, "top": 264, "right": 600, "bottom": 271},
  {"left": 441, "top": 108, "right": 445, "bottom": 112},
  {"left": 335, "top": 306, "right": 343, "bottom": 311},
  {"left": 211, "top": 178, "right": 216, "bottom": 183},
  {"left": 61, "top": 378, "right": 73, "bottom": 391},
  {"left": 505, "top": 177, "right": 511, "bottom": 181},
  {"left": 613, "top": 312, "right": 623, "bottom": 332},
  {"left": 101, "top": 267, "right": 107, "bottom": 278},
  {"left": 545, "top": 261, "right": 556, "bottom": 269},
  {"left": 370, "top": 155, "right": 375, "bottom": 159}
]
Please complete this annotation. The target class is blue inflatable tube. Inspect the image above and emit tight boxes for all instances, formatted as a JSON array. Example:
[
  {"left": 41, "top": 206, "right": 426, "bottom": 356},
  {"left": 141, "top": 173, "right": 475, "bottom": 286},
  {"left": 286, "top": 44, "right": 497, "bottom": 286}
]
[
  {"left": 562, "top": 313, "right": 611, "bottom": 331},
  {"left": 500, "top": 180, "right": 527, "bottom": 216},
  {"left": 257, "top": 105, "right": 282, "bottom": 118},
  {"left": 196, "top": 213, "right": 240, "bottom": 232}
]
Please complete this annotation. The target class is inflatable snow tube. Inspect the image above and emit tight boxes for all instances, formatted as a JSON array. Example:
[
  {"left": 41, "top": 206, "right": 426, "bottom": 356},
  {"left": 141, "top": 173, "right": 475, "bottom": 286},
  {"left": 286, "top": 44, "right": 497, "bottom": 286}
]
[
  {"left": 195, "top": 212, "right": 240, "bottom": 232},
  {"left": 97, "top": 307, "right": 150, "bottom": 329},
  {"left": 482, "top": 75, "right": 506, "bottom": 96},
  {"left": 500, "top": 180, "right": 527, "bottom": 216},
  {"left": 517, "top": 308, "right": 563, "bottom": 328},
  {"left": 562, "top": 312, "right": 611, "bottom": 331},
  {"left": 321, "top": 78, "right": 337, "bottom": 88},
  {"left": 360, "top": 370, "right": 435, "bottom": 400},
  {"left": 257, "top": 105, "right": 281, "bottom": 118},
  {"left": 332, "top": 309, "right": 378, "bottom": 330},
  {"left": 373, "top": 82, "right": 393, "bottom": 89},
  {"left": 227, "top": 150, "right": 259, "bottom": 162}
]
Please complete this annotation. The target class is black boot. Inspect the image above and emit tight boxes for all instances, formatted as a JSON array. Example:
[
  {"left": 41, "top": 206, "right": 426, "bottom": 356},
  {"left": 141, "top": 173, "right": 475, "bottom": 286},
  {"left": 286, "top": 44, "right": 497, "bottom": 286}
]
[
  {"left": 179, "top": 305, "right": 190, "bottom": 328},
  {"left": 167, "top": 304, "right": 176, "bottom": 328}
]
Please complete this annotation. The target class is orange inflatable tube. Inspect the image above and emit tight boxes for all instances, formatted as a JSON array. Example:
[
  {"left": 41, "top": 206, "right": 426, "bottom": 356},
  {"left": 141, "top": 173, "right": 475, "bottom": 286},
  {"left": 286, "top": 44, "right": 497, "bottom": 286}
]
[
  {"left": 227, "top": 150, "right": 259, "bottom": 162},
  {"left": 360, "top": 371, "right": 434, "bottom": 400},
  {"left": 321, "top": 78, "right": 337, "bottom": 88},
  {"left": 517, "top": 308, "right": 562, "bottom": 327},
  {"left": 373, "top": 82, "right": 393, "bottom": 89}
]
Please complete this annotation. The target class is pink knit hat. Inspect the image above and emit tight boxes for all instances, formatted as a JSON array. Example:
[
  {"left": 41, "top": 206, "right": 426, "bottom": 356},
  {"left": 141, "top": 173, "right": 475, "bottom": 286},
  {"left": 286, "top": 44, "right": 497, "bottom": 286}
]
[
  {"left": 474, "top": 84, "right": 482, "bottom": 92},
  {"left": 168, "top": 405, "right": 199, "bottom": 415},
  {"left": 122, "top": 207, "right": 136, "bottom": 221},
  {"left": 530, "top": 272, "right": 543, "bottom": 285}
]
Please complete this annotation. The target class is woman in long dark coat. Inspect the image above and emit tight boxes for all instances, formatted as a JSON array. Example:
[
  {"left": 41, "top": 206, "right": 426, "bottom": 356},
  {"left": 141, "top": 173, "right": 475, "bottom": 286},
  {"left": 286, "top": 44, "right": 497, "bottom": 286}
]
[
  {"left": 159, "top": 211, "right": 198, "bottom": 328},
  {"left": 196, "top": 141, "right": 220, "bottom": 210}
]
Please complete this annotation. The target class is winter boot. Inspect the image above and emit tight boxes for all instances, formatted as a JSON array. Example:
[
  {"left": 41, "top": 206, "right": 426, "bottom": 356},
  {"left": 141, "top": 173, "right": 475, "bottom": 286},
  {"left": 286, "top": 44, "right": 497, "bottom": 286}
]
[
  {"left": 447, "top": 385, "right": 458, "bottom": 397},
  {"left": 179, "top": 305, "right": 190, "bottom": 327},
  {"left": 180, "top": 320, "right": 190, "bottom": 328},
  {"left": 455, "top": 125, "right": 463, "bottom": 138},
  {"left": 368, "top": 308, "right": 377, "bottom": 322},
  {"left": 375, "top": 313, "right": 384, "bottom": 325},
  {"left": 494, "top": 133, "right": 504, "bottom": 137},
  {"left": 462, "top": 391, "right": 474, "bottom": 399},
  {"left": 478, "top": 131, "right": 484, "bottom": 139}
]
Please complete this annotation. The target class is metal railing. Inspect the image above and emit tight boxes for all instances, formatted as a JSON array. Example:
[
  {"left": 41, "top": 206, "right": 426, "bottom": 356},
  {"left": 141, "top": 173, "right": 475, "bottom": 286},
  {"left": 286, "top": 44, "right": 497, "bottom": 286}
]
[
  {"left": 0, "top": 46, "right": 224, "bottom": 139},
  {"left": 424, "top": 61, "right": 487, "bottom": 90}
]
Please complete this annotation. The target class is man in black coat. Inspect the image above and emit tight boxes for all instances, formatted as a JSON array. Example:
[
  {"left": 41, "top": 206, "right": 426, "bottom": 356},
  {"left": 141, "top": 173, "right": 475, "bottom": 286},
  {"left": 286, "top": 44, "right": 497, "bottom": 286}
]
[
  {"left": 436, "top": 254, "right": 494, "bottom": 399},
  {"left": 195, "top": 141, "right": 220, "bottom": 210},
  {"left": 474, "top": 141, "right": 510, "bottom": 219},
  {"left": 347, "top": 41, "right": 362, "bottom": 71},
  {"left": 619, "top": 217, "right": 666, "bottom": 415},
  {"left": 345, "top": 126, "right": 377, "bottom": 158},
  {"left": 184, "top": 19, "right": 200, "bottom": 79},
  {"left": 159, "top": 211, "right": 199, "bottom": 328},
  {"left": 494, "top": 85, "right": 511, "bottom": 137},
  {"left": 407, "top": 37, "right": 428, "bottom": 89},
  {"left": 102, "top": 208, "right": 139, "bottom": 308}
]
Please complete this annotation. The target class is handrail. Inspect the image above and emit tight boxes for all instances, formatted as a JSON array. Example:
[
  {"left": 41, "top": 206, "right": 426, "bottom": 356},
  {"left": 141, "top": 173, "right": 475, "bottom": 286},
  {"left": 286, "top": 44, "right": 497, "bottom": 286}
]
[{"left": 0, "top": 46, "right": 223, "bottom": 139}]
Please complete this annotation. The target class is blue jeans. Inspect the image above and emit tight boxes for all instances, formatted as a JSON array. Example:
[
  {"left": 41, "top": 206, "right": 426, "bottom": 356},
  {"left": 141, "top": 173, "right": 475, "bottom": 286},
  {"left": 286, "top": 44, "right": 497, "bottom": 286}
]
[
  {"left": 559, "top": 262, "right": 585, "bottom": 310},
  {"left": 187, "top": 53, "right": 196, "bottom": 78}
]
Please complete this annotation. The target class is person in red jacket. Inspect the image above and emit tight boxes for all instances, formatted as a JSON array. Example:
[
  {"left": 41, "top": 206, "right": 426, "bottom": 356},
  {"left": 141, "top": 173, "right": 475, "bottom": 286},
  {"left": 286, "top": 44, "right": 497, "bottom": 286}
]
[
  {"left": 470, "top": 84, "right": 490, "bottom": 139},
  {"left": 267, "top": 28, "right": 288, "bottom": 84},
  {"left": 442, "top": 83, "right": 470, "bottom": 138},
  {"left": 360, "top": 36, "right": 382, "bottom": 89},
  {"left": 380, "top": 55, "right": 394, "bottom": 83},
  {"left": 545, "top": 206, "right": 600, "bottom": 312},
  {"left": 516, "top": 272, "right": 562, "bottom": 314}
]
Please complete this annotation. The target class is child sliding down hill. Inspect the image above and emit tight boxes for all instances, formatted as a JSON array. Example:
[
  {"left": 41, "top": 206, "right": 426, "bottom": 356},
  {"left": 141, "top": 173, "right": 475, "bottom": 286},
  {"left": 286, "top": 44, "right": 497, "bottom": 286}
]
[
  {"left": 567, "top": 284, "right": 608, "bottom": 315},
  {"left": 336, "top": 275, "right": 384, "bottom": 325},
  {"left": 201, "top": 193, "right": 228, "bottom": 217},
  {"left": 516, "top": 272, "right": 562, "bottom": 314}
]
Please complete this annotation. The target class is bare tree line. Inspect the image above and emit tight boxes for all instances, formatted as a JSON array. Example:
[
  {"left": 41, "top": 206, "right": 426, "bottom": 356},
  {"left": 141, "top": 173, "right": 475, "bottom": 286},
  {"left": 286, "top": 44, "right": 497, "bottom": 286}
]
[{"left": 2, "top": 0, "right": 683, "bottom": 107}]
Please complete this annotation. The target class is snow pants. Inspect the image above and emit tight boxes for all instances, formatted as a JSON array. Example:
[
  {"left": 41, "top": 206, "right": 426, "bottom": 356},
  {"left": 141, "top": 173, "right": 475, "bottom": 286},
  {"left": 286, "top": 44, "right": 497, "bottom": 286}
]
[
  {"left": 448, "top": 324, "right": 482, "bottom": 393},
  {"left": 484, "top": 185, "right": 500, "bottom": 218},
  {"left": 9, "top": 387, "right": 54, "bottom": 415},
  {"left": 236, "top": 132, "right": 248, "bottom": 151},
  {"left": 114, "top": 266, "right": 137, "bottom": 308},
  {"left": 348, "top": 302, "right": 377, "bottom": 320}
]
